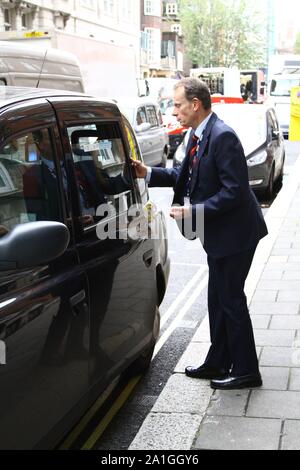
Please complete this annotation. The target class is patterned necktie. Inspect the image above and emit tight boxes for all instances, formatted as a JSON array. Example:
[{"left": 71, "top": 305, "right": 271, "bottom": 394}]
[{"left": 189, "top": 133, "right": 199, "bottom": 173}]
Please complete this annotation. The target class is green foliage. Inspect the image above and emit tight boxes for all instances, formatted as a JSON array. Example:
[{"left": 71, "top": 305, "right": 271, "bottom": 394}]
[
  {"left": 178, "top": 0, "right": 267, "bottom": 68},
  {"left": 294, "top": 32, "right": 300, "bottom": 54}
]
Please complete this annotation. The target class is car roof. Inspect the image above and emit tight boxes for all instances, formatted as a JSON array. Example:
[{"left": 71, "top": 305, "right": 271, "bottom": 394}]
[
  {"left": 273, "top": 73, "right": 300, "bottom": 78},
  {"left": 117, "top": 97, "right": 159, "bottom": 109},
  {"left": 0, "top": 86, "right": 116, "bottom": 110}
]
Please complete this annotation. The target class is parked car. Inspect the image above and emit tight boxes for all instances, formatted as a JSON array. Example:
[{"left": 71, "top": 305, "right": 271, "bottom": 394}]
[
  {"left": 0, "top": 87, "right": 169, "bottom": 449},
  {"left": 162, "top": 104, "right": 188, "bottom": 158},
  {"left": 266, "top": 73, "right": 300, "bottom": 138},
  {"left": 173, "top": 103, "right": 285, "bottom": 200},
  {"left": 163, "top": 96, "right": 243, "bottom": 158},
  {"left": 119, "top": 98, "right": 169, "bottom": 167}
]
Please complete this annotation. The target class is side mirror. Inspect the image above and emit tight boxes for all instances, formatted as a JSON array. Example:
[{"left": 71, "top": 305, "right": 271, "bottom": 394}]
[
  {"left": 135, "top": 122, "right": 151, "bottom": 133},
  {"left": 0, "top": 221, "right": 70, "bottom": 270}
]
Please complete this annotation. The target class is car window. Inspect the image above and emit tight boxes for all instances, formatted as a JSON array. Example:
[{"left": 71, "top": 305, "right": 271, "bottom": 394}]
[
  {"left": 270, "top": 77, "right": 300, "bottom": 96},
  {"left": 67, "top": 122, "right": 134, "bottom": 231},
  {"left": 0, "top": 129, "right": 61, "bottom": 236},
  {"left": 157, "top": 108, "right": 164, "bottom": 126},
  {"left": 146, "top": 105, "right": 159, "bottom": 128},
  {"left": 123, "top": 118, "right": 148, "bottom": 206},
  {"left": 136, "top": 107, "right": 147, "bottom": 125}
]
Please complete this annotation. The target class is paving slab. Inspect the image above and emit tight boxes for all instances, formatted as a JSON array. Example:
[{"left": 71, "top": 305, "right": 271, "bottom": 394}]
[
  {"left": 289, "top": 369, "right": 300, "bottom": 390},
  {"left": 254, "top": 329, "right": 295, "bottom": 347},
  {"left": 260, "top": 366, "right": 289, "bottom": 390},
  {"left": 281, "top": 420, "right": 300, "bottom": 450},
  {"left": 251, "top": 315, "right": 271, "bottom": 329},
  {"left": 194, "top": 416, "right": 281, "bottom": 450},
  {"left": 249, "top": 302, "right": 299, "bottom": 316},
  {"left": 206, "top": 390, "right": 249, "bottom": 417},
  {"left": 251, "top": 290, "right": 278, "bottom": 302},
  {"left": 270, "top": 315, "right": 300, "bottom": 330},
  {"left": 247, "top": 390, "right": 300, "bottom": 419},
  {"left": 260, "top": 346, "right": 298, "bottom": 367}
]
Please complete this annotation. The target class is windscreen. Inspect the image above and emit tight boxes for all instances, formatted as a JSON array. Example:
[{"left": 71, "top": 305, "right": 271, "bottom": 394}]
[{"left": 270, "top": 77, "right": 300, "bottom": 96}]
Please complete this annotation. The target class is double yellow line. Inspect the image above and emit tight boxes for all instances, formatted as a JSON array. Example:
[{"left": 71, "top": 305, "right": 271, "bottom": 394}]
[{"left": 59, "top": 374, "right": 142, "bottom": 450}]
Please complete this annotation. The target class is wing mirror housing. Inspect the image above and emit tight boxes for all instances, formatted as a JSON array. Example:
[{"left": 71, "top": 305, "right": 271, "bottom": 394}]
[{"left": 0, "top": 221, "right": 70, "bottom": 270}]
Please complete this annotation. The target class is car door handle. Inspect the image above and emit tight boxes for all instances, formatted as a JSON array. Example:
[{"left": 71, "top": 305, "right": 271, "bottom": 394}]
[
  {"left": 70, "top": 289, "right": 86, "bottom": 307},
  {"left": 143, "top": 249, "right": 154, "bottom": 267}
]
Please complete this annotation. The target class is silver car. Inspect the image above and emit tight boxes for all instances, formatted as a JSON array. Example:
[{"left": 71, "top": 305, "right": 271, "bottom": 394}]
[
  {"left": 120, "top": 98, "right": 169, "bottom": 167},
  {"left": 173, "top": 103, "right": 285, "bottom": 200}
]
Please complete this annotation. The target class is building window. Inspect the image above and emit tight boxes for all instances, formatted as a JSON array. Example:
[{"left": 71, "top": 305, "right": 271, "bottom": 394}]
[
  {"left": 140, "top": 31, "right": 149, "bottom": 51},
  {"left": 171, "top": 24, "right": 182, "bottom": 35},
  {"left": 4, "top": 9, "right": 11, "bottom": 31},
  {"left": 145, "top": 27, "right": 161, "bottom": 64},
  {"left": 122, "top": 0, "right": 133, "bottom": 20},
  {"left": 144, "top": 0, "right": 161, "bottom": 17},
  {"left": 21, "top": 13, "right": 33, "bottom": 30},
  {"left": 103, "top": 0, "right": 115, "bottom": 15},
  {"left": 80, "top": 0, "right": 96, "bottom": 8},
  {"left": 161, "top": 40, "right": 175, "bottom": 58},
  {"left": 166, "top": 3, "right": 178, "bottom": 15}
]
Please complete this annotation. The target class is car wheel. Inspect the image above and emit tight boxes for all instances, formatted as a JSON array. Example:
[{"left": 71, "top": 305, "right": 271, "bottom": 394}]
[
  {"left": 130, "top": 307, "right": 160, "bottom": 374},
  {"left": 265, "top": 165, "right": 275, "bottom": 200}
]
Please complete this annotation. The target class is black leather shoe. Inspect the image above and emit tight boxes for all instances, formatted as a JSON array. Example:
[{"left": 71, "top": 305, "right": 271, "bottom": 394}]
[
  {"left": 185, "top": 365, "right": 228, "bottom": 379},
  {"left": 210, "top": 373, "right": 262, "bottom": 390}
]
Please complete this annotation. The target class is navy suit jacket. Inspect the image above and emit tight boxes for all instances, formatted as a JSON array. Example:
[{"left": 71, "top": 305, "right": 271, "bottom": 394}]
[{"left": 149, "top": 112, "right": 268, "bottom": 258}]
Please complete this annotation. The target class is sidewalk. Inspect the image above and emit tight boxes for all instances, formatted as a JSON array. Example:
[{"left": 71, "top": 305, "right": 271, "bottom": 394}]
[{"left": 129, "top": 155, "right": 300, "bottom": 451}]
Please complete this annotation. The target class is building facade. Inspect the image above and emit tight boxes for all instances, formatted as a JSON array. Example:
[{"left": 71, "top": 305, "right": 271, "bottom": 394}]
[
  {"left": 0, "top": 1, "right": 141, "bottom": 77},
  {"left": 140, "top": 0, "right": 186, "bottom": 78},
  {"left": 0, "top": 0, "right": 188, "bottom": 87}
]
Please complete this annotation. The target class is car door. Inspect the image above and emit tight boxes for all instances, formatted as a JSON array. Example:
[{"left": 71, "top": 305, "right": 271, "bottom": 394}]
[
  {"left": 135, "top": 105, "right": 152, "bottom": 164},
  {"left": 49, "top": 98, "right": 158, "bottom": 393},
  {"left": 0, "top": 100, "right": 89, "bottom": 449}
]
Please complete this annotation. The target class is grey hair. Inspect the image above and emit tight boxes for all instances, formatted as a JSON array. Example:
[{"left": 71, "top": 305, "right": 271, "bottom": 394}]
[{"left": 174, "top": 77, "right": 211, "bottom": 110}]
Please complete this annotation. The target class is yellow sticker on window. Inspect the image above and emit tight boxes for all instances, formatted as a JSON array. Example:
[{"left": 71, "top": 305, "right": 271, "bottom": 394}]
[{"left": 125, "top": 126, "right": 137, "bottom": 161}]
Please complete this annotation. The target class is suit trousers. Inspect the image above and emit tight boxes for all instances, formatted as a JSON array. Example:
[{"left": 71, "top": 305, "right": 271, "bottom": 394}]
[{"left": 204, "top": 246, "right": 259, "bottom": 375}]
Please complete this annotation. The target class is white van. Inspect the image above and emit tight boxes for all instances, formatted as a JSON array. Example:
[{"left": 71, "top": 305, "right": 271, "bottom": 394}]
[
  {"left": 267, "top": 73, "right": 300, "bottom": 137},
  {"left": 0, "top": 41, "right": 84, "bottom": 92}
]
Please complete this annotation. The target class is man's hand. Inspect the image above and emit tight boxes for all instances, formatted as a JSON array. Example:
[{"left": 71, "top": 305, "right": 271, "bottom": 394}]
[
  {"left": 130, "top": 158, "right": 147, "bottom": 179},
  {"left": 170, "top": 205, "right": 191, "bottom": 220}
]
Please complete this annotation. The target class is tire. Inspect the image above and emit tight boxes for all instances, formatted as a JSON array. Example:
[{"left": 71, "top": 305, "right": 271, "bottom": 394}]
[{"left": 130, "top": 307, "right": 160, "bottom": 374}]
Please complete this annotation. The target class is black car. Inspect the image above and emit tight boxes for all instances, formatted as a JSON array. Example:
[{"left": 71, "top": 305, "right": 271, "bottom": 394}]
[{"left": 0, "top": 87, "right": 169, "bottom": 449}]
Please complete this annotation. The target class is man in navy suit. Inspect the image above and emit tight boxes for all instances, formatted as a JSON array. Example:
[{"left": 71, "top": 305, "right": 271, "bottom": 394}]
[{"left": 131, "top": 78, "right": 268, "bottom": 390}]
